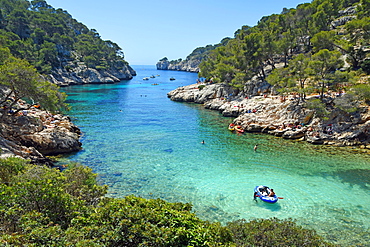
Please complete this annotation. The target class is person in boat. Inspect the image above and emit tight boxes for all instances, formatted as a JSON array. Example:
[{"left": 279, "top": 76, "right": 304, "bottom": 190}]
[
  {"left": 268, "top": 188, "right": 275, "bottom": 197},
  {"left": 259, "top": 186, "right": 268, "bottom": 196},
  {"left": 253, "top": 191, "right": 258, "bottom": 201}
]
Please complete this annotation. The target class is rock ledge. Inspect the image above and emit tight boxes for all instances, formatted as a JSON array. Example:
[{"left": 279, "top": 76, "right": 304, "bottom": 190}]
[
  {"left": 1, "top": 102, "right": 82, "bottom": 165},
  {"left": 168, "top": 83, "right": 370, "bottom": 147}
]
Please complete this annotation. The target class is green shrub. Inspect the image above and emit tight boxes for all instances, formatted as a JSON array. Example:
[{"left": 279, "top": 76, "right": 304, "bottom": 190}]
[
  {"left": 198, "top": 85, "right": 206, "bottom": 90},
  {"left": 63, "top": 163, "right": 108, "bottom": 206},
  {"left": 350, "top": 83, "right": 370, "bottom": 105},
  {"left": 361, "top": 59, "right": 370, "bottom": 74},
  {"left": 65, "top": 196, "right": 233, "bottom": 246},
  {"left": 333, "top": 94, "right": 359, "bottom": 113},
  {"left": 227, "top": 218, "right": 335, "bottom": 247},
  {"left": 0, "top": 159, "right": 106, "bottom": 233},
  {"left": 0, "top": 157, "right": 28, "bottom": 184},
  {"left": 305, "top": 98, "right": 330, "bottom": 120}
]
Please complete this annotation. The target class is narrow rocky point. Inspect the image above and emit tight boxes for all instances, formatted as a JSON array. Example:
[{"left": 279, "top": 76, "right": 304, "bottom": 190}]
[
  {"left": 49, "top": 63, "right": 136, "bottom": 87},
  {"left": 156, "top": 58, "right": 200, "bottom": 73}
]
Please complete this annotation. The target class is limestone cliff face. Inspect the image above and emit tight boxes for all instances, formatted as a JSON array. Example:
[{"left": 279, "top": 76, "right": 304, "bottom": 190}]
[
  {"left": 48, "top": 62, "right": 136, "bottom": 87},
  {"left": 168, "top": 83, "right": 370, "bottom": 148},
  {"left": 156, "top": 58, "right": 200, "bottom": 73},
  {"left": 0, "top": 102, "right": 82, "bottom": 165},
  {"left": 156, "top": 39, "right": 230, "bottom": 73},
  {"left": 331, "top": 6, "right": 357, "bottom": 28},
  {"left": 156, "top": 59, "right": 170, "bottom": 70}
]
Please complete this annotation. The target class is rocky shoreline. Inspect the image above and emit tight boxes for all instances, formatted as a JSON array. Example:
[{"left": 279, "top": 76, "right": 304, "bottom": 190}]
[
  {"left": 1, "top": 62, "right": 136, "bottom": 165},
  {"left": 3, "top": 79, "right": 369, "bottom": 166},
  {"left": 0, "top": 101, "right": 82, "bottom": 166},
  {"left": 168, "top": 83, "right": 370, "bottom": 148},
  {"left": 156, "top": 58, "right": 200, "bottom": 73}
]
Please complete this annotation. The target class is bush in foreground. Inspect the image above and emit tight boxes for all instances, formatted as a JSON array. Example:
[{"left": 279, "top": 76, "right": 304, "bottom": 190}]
[
  {"left": 0, "top": 157, "right": 334, "bottom": 246},
  {"left": 227, "top": 218, "right": 335, "bottom": 247}
]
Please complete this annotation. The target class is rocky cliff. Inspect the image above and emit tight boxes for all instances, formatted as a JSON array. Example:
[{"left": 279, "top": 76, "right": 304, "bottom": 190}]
[
  {"left": 168, "top": 83, "right": 370, "bottom": 148},
  {"left": 0, "top": 101, "right": 82, "bottom": 165},
  {"left": 156, "top": 57, "right": 200, "bottom": 73},
  {"left": 48, "top": 63, "right": 136, "bottom": 87},
  {"left": 156, "top": 39, "right": 230, "bottom": 73}
]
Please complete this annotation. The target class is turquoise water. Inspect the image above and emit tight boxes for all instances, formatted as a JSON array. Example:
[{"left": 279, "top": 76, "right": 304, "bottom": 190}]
[{"left": 61, "top": 65, "right": 370, "bottom": 246}]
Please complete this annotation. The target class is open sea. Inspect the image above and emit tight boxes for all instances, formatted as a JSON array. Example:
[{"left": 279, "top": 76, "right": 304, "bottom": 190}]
[{"left": 61, "top": 65, "right": 370, "bottom": 246}]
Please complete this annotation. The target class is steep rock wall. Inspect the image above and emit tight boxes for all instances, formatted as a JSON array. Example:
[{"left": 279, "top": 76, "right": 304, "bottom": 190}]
[
  {"left": 49, "top": 63, "right": 136, "bottom": 86},
  {"left": 156, "top": 58, "right": 200, "bottom": 73},
  {"left": 0, "top": 102, "right": 82, "bottom": 165}
]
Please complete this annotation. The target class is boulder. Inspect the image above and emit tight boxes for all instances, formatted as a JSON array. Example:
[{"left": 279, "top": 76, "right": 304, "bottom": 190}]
[
  {"left": 167, "top": 83, "right": 234, "bottom": 104},
  {"left": 245, "top": 124, "right": 264, "bottom": 132},
  {"left": 338, "top": 6, "right": 357, "bottom": 16},
  {"left": 282, "top": 130, "right": 305, "bottom": 139},
  {"left": 331, "top": 16, "right": 356, "bottom": 28},
  {"left": 19, "top": 125, "right": 81, "bottom": 155},
  {"left": 0, "top": 105, "right": 81, "bottom": 164},
  {"left": 306, "top": 136, "right": 324, "bottom": 145},
  {"left": 0, "top": 136, "right": 53, "bottom": 165}
]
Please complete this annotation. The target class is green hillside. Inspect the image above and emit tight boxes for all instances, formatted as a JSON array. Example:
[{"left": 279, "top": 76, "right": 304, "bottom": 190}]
[
  {"left": 0, "top": 0, "right": 135, "bottom": 81},
  {"left": 199, "top": 0, "right": 370, "bottom": 95}
]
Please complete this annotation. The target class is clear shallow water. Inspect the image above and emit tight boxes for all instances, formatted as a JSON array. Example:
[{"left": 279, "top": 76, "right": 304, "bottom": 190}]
[{"left": 61, "top": 65, "right": 370, "bottom": 245}]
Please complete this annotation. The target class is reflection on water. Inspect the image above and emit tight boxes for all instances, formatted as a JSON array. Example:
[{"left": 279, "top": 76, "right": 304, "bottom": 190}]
[
  {"left": 332, "top": 169, "right": 370, "bottom": 189},
  {"left": 60, "top": 66, "right": 370, "bottom": 246}
]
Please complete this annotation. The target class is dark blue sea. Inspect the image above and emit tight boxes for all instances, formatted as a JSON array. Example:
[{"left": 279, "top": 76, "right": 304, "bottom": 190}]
[{"left": 61, "top": 65, "right": 370, "bottom": 245}]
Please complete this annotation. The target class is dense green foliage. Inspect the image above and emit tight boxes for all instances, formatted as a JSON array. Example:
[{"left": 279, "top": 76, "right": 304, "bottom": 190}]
[
  {"left": 0, "top": 157, "right": 334, "bottom": 246},
  {"left": 0, "top": 0, "right": 129, "bottom": 74},
  {"left": 0, "top": 0, "right": 133, "bottom": 119},
  {"left": 199, "top": 0, "right": 370, "bottom": 100},
  {"left": 0, "top": 47, "right": 68, "bottom": 120},
  {"left": 227, "top": 218, "right": 334, "bottom": 246}
]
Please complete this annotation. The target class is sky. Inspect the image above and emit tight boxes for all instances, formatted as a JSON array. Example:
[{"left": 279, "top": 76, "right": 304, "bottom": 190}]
[{"left": 45, "top": 0, "right": 309, "bottom": 65}]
